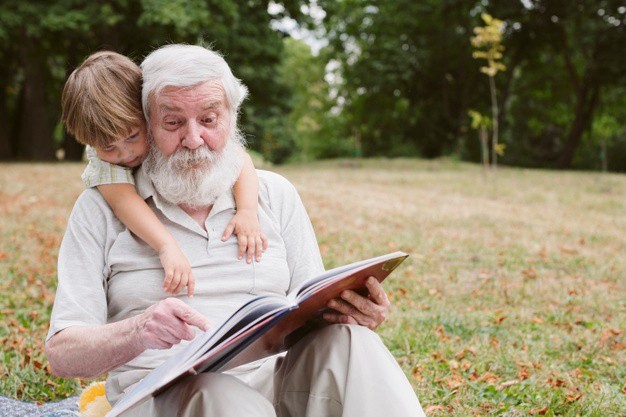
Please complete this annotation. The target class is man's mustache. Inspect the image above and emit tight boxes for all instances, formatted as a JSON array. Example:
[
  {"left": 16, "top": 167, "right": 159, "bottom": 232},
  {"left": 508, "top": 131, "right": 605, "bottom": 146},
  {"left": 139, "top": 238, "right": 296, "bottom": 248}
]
[{"left": 167, "top": 146, "right": 219, "bottom": 170}]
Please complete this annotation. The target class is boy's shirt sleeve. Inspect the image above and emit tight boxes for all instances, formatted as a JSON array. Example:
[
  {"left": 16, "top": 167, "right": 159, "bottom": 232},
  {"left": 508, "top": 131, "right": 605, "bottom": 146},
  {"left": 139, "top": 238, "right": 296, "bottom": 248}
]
[{"left": 82, "top": 145, "right": 135, "bottom": 188}]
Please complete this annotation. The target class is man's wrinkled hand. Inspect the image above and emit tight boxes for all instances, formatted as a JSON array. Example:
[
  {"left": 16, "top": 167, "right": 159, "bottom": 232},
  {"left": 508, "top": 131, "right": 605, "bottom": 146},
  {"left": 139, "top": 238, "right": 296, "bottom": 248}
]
[
  {"left": 323, "top": 277, "right": 390, "bottom": 330},
  {"left": 133, "top": 298, "right": 210, "bottom": 350}
]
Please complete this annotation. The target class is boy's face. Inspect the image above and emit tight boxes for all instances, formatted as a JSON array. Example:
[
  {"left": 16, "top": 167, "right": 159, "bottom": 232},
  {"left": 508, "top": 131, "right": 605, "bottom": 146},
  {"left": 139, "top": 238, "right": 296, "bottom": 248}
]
[{"left": 95, "top": 125, "right": 149, "bottom": 168}]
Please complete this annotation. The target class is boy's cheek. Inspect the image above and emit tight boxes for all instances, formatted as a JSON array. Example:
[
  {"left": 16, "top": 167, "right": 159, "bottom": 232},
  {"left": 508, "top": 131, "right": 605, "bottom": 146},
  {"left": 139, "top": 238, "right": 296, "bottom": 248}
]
[{"left": 94, "top": 149, "right": 118, "bottom": 165}]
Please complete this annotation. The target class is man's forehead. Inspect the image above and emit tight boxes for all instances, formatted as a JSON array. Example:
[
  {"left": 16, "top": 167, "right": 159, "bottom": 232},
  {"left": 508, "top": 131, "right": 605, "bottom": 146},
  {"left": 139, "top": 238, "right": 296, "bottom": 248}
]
[{"left": 154, "top": 81, "right": 226, "bottom": 111}]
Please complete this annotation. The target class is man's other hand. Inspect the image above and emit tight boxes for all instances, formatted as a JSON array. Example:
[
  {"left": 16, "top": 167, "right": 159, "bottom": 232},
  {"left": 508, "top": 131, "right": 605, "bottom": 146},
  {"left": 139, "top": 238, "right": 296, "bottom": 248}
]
[
  {"left": 133, "top": 298, "right": 210, "bottom": 350},
  {"left": 323, "top": 277, "right": 390, "bottom": 330}
]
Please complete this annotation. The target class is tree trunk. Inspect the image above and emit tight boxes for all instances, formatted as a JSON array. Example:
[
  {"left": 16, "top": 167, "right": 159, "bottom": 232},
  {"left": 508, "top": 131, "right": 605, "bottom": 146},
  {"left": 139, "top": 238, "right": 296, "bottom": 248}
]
[
  {"left": 480, "top": 127, "right": 489, "bottom": 175},
  {"left": 556, "top": 78, "right": 600, "bottom": 169},
  {"left": 17, "top": 40, "right": 55, "bottom": 161},
  {"left": 0, "top": 80, "right": 12, "bottom": 159},
  {"left": 489, "top": 75, "right": 499, "bottom": 171},
  {"left": 61, "top": 47, "right": 86, "bottom": 161}
]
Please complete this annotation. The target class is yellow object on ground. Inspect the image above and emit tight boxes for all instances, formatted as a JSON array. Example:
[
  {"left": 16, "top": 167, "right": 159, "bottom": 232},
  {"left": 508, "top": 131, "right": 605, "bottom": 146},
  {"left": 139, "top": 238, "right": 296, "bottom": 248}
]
[{"left": 78, "top": 381, "right": 111, "bottom": 417}]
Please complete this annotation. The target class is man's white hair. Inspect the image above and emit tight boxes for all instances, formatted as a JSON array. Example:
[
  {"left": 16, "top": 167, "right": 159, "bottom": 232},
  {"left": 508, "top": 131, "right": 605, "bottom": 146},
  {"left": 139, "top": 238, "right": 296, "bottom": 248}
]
[{"left": 140, "top": 44, "right": 248, "bottom": 123}]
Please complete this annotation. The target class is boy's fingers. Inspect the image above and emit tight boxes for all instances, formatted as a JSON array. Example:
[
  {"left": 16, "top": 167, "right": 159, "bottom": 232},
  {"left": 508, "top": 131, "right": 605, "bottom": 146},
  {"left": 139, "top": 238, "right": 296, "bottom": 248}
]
[
  {"left": 222, "top": 222, "right": 235, "bottom": 241},
  {"left": 168, "top": 273, "right": 182, "bottom": 294},
  {"left": 163, "top": 270, "right": 174, "bottom": 291},
  {"left": 255, "top": 236, "right": 264, "bottom": 261},
  {"left": 173, "top": 273, "right": 186, "bottom": 294},
  {"left": 246, "top": 238, "right": 256, "bottom": 263},
  {"left": 187, "top": 274, "right": 195, "bottom": 298},
  {"left": 237, "top": 235, "right": 248, "bottom": 260}
]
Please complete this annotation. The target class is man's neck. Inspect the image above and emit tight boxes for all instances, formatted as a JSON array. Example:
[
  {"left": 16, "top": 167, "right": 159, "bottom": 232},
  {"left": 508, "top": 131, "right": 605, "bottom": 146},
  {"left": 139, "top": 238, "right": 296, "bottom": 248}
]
[{"left": 180, "top": 204, "right": 212, "bottom": 230}]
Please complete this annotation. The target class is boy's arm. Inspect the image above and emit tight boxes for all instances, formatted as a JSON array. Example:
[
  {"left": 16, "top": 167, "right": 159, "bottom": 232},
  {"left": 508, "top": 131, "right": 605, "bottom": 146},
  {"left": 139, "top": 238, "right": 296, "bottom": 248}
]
[
  {"left": 233, "top": 152, "right": 259, "bottom": 211},
  {"left": 223, "top": 151, "right": 268, "bottom": 262},
  {"left": 97, "top": 183, "right": 195, "bottom": 296}
]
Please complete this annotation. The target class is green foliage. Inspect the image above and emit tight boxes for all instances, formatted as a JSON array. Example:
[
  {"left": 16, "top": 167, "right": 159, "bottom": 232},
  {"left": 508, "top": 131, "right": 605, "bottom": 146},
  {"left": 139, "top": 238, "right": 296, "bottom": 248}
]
[
  {"left": 1, "top": 0, "right": 626, "bottom": 169},
  {"left": 277, "top": 38, "right": 354, "bottom": 161},
  {"left": 471, "top": 13, "right": 506, "bottom": 77},
  {"left": 318, "top": 0, "right": 485, "bottom": 158},
  {"left": 0, "top": 0, "right": 310, "bottom": 163}
]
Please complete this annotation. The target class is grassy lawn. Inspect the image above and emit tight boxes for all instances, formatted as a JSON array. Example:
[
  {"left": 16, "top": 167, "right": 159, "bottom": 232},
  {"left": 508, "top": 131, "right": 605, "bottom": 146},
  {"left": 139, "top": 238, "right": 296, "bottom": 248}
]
[{"left": 1, "top": 159, "right": 625, "bottom": 415}]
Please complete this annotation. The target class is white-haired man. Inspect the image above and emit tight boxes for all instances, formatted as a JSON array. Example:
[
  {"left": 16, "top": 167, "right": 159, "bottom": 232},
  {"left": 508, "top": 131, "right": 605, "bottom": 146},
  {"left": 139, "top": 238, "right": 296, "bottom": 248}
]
[{"left": 45, "top": 44, "right": 425, "bottom": 417}]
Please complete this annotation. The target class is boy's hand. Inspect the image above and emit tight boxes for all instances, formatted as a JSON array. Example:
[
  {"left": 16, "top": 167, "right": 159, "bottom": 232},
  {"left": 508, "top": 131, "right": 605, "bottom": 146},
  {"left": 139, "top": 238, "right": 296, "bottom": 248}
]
[
  {"left": 222, "top": 208, "right": 268, "bottom": 263},
  {"left": 159, "top": 242, "right": 196, "bottom": 297}
]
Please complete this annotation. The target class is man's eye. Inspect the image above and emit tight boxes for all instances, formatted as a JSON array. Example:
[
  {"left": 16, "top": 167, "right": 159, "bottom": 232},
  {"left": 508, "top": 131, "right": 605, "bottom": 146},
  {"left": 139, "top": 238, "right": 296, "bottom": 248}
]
[{"left": 203, "top": 116, "right": 216, "bottom": 124}]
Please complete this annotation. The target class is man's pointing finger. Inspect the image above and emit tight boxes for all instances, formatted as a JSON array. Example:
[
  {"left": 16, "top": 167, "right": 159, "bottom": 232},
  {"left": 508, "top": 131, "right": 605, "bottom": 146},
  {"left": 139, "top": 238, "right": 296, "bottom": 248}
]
[{"left": 172, "top": 304, "right": 210, "bottom": 332}]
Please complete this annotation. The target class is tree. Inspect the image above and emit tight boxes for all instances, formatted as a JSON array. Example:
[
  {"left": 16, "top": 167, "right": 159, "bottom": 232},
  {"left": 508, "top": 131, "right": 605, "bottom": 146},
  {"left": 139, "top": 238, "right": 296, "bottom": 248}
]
[
  {"left": 468, "top": 110, "right": 491, "bottom": 174},
  {"left": 318, "top": 0, "right": 490, "bottom": 159},
  {"left": 491, "top": 0, "right": 626, "bottom": 169},
  {"left": 0, "top": 0, "right": 314, "bottom": 162},
  {"left": 471, "top": 12, "right": 506, "bottom": 171}
]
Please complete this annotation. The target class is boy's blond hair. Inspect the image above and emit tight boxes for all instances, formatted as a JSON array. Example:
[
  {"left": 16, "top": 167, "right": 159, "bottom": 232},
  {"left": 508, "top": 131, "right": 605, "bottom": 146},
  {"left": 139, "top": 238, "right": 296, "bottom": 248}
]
[{"left": 61, "top": 51, "right": 143, "bottom": 148}]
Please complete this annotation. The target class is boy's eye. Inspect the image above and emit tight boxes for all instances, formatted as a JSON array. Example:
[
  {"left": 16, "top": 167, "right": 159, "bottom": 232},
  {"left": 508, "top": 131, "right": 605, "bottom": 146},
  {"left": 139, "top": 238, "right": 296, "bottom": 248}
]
[
  {"left": 103, "top": 146, "right": 115, "bottom": 152},
  {"left": 126, "top": 132, "right": 140, "bottom": 142}
]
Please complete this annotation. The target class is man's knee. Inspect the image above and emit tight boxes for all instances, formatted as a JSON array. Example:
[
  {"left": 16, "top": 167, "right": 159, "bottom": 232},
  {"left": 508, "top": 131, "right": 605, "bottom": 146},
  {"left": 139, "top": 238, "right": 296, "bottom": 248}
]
[
  {"left": 307, "top": 323, "right": 381, "bottom": 350},
  {"left": 177, "top": 373, "right": 274, "bottom": 416}
]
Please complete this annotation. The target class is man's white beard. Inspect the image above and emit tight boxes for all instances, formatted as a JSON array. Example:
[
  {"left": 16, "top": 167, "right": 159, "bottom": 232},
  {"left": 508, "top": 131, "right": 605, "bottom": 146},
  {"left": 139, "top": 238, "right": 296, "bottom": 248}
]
[{"left": 144, "top": 132, "right": 245, "bottom": 209}]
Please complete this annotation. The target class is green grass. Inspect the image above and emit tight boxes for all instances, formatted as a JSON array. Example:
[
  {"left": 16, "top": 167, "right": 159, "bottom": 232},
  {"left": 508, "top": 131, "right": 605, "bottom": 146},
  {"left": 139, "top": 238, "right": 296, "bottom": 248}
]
[{"left": 1, "top": 159, "right": 625, "bottom": 415}]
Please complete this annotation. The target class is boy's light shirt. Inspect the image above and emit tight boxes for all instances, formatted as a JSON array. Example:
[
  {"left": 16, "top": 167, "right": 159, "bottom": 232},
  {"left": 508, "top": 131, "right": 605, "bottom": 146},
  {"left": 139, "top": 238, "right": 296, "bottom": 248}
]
[{"left": 82, "top": 145, "right": 135, "bottom": 188}]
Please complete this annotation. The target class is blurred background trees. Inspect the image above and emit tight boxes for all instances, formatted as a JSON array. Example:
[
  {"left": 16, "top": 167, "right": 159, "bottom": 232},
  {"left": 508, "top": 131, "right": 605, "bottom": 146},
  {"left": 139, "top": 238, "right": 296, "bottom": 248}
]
[{"left": 1, "top": 0, "right": 625, "bottom": 171}]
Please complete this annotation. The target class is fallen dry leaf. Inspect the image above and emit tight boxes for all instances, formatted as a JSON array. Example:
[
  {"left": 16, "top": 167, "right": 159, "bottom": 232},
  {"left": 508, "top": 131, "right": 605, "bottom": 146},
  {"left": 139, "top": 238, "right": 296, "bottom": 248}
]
[
  {"left": 469, "top": 371, "right": 501, "bottom": 384},
  {"left": 445, "top": 377, "right": 464, "bottom": 390},
  {"left": 411, "top": 365, "right": 424, "bottom": 381},
  {"left": 522, "top": 267, "right": 537, "bottom": 279},
  {"left": 565, "top": 392, "right": 583, "bottom": 403},
  {"left": 560, "top": 246, "right": 579, "bottom": 255},
  {"left": 424, "top": 405, "right": 445, "bottom": 414},
  {"left": 455, "top": 348, "right": 475, "bottom": 360},
  {"left": 529, "top": 407, "right": 548, "bottom": 415},
  {"left": 518, "top": 367, "right": 531, "bottom": 381},
  {"left": 497, "top": 380, "right": 519, "bottom": 390},
  {"left": 547, "top": 376, "right": 566, "bottom": 388},
  {"left": 600, "top": 328, "right": 622, "bottom": 347}
]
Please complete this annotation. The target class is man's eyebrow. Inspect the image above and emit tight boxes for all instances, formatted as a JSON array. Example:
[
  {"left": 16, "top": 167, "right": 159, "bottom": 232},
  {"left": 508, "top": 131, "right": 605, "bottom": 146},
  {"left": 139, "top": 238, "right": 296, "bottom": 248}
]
[
  {"left": 202, "top": 101, "right": 222, "bottom": 110},
  {"left": 159, "top": 104, "right": 181, "bottom": 113}
]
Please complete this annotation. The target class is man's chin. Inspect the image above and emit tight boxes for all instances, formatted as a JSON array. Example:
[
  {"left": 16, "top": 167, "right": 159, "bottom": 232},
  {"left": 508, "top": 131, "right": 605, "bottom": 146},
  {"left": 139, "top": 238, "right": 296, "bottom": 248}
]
[{"left": 145, "top": 140, "right": 244, "bottom": 208}]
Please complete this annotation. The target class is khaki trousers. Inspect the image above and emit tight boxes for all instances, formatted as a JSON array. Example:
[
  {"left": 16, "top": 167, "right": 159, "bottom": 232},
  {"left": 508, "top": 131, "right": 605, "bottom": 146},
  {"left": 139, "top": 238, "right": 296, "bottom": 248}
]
[{"left": 123, "top": 324, "right": 425, "bottom": 416}]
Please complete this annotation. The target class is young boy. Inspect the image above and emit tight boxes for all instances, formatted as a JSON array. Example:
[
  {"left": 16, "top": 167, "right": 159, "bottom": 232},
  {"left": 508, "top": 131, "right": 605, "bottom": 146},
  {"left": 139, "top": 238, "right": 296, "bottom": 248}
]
[{"left": 61, "top": 51, "right": 266, "bottom": 297}]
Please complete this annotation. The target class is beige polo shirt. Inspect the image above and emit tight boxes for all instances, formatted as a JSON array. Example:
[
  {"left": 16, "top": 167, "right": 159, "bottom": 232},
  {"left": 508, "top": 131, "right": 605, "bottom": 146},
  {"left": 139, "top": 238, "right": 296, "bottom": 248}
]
[{"left": 46, "top": 167, "right": 324, "bottom": 399}]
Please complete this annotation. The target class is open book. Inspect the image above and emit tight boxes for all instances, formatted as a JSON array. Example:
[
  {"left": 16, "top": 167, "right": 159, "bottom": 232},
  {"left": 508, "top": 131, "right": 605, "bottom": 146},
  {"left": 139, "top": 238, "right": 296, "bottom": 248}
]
[{"left": 105, "top": 251, "right": 409, "bottom": 417}]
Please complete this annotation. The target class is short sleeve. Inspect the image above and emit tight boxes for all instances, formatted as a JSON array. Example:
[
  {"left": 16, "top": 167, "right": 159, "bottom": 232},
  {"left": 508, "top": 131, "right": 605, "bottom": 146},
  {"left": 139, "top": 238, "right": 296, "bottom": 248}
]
[
  {"left": 82, "top": 145, "right": 135, "bottom": 188},
  {"left": 258, "top": 171, "right": 325, "bottom": 293},
  {"left": 46, "top": 191, "right": 111, "bottom": 341}
]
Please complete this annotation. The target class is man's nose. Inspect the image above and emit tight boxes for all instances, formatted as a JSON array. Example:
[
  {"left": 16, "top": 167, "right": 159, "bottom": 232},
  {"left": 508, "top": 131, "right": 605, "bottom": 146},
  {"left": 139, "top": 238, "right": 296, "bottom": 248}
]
[{"left": 181, "top": 122, "right": 204, "bottom": 149}]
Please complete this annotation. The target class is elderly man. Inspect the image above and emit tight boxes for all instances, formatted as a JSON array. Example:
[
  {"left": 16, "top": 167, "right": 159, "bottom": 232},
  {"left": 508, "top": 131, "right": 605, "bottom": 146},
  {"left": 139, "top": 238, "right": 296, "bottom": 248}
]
[{"left": 45, "top": 44, "right": 425, "bottom": 417}]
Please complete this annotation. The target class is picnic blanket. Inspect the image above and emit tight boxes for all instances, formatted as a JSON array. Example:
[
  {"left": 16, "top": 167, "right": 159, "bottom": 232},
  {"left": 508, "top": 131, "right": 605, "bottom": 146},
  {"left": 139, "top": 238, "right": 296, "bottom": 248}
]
[{"left": 0, "top": 395, "right": 79, "bottom": 417}]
